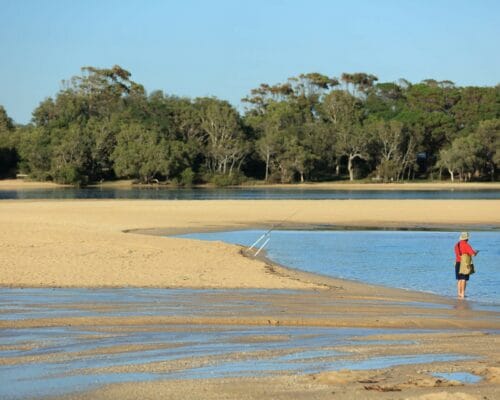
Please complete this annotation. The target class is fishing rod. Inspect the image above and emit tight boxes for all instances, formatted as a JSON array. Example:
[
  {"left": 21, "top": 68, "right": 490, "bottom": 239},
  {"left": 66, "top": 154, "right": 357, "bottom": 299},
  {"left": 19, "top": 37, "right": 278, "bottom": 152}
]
[{"left": 247, "top": 209, "right": 300, "bottom": 257}]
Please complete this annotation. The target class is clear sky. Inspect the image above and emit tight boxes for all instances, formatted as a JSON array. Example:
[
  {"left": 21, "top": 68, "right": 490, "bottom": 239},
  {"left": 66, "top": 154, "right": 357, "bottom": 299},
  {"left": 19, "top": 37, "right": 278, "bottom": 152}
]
[{"left": 1, "top": 0, "right": 499, "bottom": 124}]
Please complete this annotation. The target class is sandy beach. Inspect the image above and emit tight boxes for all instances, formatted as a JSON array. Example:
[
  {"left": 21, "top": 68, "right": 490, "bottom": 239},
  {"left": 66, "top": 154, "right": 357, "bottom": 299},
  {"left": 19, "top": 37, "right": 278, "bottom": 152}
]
[
  {"left": 0, "top": 198, "right": 499, "bottom": 289},
  {"left": 1, "top": 184, "right": 499, "bottom": 399}
]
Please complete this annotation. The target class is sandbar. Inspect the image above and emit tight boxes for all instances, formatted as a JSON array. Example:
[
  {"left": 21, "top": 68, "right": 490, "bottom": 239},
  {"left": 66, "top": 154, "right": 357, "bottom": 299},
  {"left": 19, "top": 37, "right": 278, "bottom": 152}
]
[
  {"left": 0, "top": 199, "right": 499, "bottom": 290},
  {"left": 1, "top": 198, "right": 499, "bottom": 399}
]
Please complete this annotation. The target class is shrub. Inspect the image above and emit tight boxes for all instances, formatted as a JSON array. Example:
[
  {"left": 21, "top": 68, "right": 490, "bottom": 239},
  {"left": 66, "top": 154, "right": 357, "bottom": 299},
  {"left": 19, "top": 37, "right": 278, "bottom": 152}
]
[
  {"left": 209, "top": 173, "right": 243, "bottom": 187},
  {"left": 52, "top": 165, "right": 86, "bottom": 185},
  {"left": 179, "top": 168, "right": 195, "bottom": 186}
]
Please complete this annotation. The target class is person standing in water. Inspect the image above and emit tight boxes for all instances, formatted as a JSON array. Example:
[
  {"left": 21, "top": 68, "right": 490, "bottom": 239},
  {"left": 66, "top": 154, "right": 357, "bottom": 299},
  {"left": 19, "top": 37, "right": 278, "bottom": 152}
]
[{"left": 454, "top": 232, "right": 479, "bottom": 299}]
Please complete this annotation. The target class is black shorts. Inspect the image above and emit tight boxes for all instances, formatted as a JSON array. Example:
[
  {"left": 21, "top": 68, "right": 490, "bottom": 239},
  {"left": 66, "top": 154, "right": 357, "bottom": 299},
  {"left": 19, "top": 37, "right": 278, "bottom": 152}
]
[{"left": 455, "top": 262, "right": 470, "bottom": 281}]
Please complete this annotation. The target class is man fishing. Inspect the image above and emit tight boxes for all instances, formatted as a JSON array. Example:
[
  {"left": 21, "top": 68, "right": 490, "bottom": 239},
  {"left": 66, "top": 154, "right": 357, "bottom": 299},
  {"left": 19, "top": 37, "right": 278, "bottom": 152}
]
[{"left": 454, "top": 232, "right": 479, "bottom": 299}]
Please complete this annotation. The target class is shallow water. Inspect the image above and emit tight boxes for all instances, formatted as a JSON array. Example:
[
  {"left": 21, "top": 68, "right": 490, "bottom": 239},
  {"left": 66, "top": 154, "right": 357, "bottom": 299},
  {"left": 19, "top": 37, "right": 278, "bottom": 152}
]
[
  {"left": 176, "top": 230, "right": 500, "bottom": 306},
  {"left": 167, "top": 352, "right": 473, "bottom": 380},
  {"left": 1, "top": 187, "right": 499, "bottom": 200},
  {"left": 0, "top": 287, "right": 488, "bottom": 399},
  {"left": 432, "top": 371, "right": 482, "bottom": 383},
  {"left": 0, "top": 288, "right": 297, "bottom": 321},
  {"left": 0, "top": 317, "right": 471, "bottom": 399}
]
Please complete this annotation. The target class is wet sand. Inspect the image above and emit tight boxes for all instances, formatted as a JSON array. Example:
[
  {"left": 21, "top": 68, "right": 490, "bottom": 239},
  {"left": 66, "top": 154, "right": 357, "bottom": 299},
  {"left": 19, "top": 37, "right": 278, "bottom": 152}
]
[
  {"left": 0, "top": 196, "right": 499, "bottom": 399},
  {"left": 3, "top": 289, "right": 500, "bottom": 400}
]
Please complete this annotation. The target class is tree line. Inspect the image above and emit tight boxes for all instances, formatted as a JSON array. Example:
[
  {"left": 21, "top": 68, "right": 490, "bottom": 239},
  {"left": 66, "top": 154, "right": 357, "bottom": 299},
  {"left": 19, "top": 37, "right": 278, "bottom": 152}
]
[{"left": 0, "top": 65, "right": 498, "bottom": 185}]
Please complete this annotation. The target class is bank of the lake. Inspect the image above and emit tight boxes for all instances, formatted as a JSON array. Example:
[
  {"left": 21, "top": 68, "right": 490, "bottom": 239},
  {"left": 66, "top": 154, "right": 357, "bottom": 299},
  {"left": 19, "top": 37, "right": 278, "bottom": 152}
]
[{"left": 1, "top": 178, "right": 500, "bottom": 192}]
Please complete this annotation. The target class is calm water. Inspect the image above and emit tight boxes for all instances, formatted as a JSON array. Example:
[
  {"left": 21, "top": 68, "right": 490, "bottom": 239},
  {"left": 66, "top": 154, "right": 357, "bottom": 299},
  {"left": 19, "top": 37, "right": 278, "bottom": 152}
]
[
  {"left": 1, "top": 187, "right": 500, "bottom": 200},
  {"left": 176, "top": 230, "right": 500, "bottom": 305}
]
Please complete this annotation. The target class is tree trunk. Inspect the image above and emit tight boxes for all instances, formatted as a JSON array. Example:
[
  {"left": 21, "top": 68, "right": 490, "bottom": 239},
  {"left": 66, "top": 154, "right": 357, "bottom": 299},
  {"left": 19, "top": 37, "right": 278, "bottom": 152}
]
[
  {"left": 348, "top": 155, "right": 354, "bottom": 181},
  {"left": 448, "top": 169, "right": 454, "bottom": 182},
  {"left": 265, "top": 150, "right": 270, "bottom": 182}
]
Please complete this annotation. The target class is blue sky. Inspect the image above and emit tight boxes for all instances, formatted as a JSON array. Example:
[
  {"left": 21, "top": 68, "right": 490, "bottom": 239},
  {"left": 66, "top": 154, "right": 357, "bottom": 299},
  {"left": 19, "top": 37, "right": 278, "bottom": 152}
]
[{"left": 1, "top": 0, "right": 499, "bottom": 124}]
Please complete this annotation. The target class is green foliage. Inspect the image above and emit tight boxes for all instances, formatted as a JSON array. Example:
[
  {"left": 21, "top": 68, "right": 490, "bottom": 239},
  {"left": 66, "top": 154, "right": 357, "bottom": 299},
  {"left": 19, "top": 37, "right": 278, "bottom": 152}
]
[
  {"left": 52, "top": 165, "right": 83, "bottom": 185},
  {"left": 197, "top": 97, "right": 248, "bottom": 176},
  {"left": 474, "top": 119, "right": 499, "bottom": 180},
  {"left": 112, "top": 124, "right": 167, "bottom": 183},
  {"left": 179, "top": 168, "right": 195, "bottom": 186},
  {"left": 17, "top": 127, "right": 52, "bottom": 179},
  {"left": 0, "top": 106, "right": 19, "bottom": 177},
  {"left": 1, "top": 67, "right": 499, "bottom": 185},
  {"left": 50, "top": 124, "right": 92, "bottom": 184},
  {"left": 437, "top": 134, "right": 485, "bottom": 182},
  {"left": 375, "top": 159, "right": 401, "bottom": 182},
  {"left": 209, "top": 172, "right": 243, "bottom": 186},
  {"left": 452, "top": 87, "right": 499, "bottom": 133}
]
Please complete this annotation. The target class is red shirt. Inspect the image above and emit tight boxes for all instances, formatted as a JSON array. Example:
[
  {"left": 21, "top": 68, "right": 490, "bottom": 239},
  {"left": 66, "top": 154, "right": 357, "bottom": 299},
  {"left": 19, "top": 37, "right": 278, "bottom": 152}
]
[{"left": 454, "top": 240, "right": 476, "bottom": 262}]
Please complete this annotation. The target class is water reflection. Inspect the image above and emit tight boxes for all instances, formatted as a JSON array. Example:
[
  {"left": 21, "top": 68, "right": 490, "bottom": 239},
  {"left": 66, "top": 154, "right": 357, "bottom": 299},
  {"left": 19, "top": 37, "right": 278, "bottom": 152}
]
[
  {"left": 453, "top": 299, "right": 473, "bottom": 316},
  {"left": 1, "top": 186, "right": 500, "bottom": 200}
]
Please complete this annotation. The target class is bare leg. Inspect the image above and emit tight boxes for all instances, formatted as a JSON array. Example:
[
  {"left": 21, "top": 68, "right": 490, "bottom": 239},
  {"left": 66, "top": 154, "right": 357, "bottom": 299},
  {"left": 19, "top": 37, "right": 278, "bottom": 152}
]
[
  {"left": 463, "top": 280, "right": 467, "bottom": 298},
  {"left": 458, "top": 280, "right": 466, "bottom": 298},
  {"left": 457, "top": 280, "right": 461, "bottom": 297}
]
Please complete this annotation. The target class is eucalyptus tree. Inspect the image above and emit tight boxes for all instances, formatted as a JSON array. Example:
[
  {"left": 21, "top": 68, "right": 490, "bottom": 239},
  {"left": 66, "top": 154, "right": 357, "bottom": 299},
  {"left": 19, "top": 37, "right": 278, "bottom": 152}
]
[
  {"left": 451, "top": 86, "right": 499, "bottom": 134},
  {"left": 287, "top": 73, "right": 339, "bottom": 119},
  {"left": 246, "top": 102, "right": 281, "bottom": 182},
  {"left": 340, "top": 72, "right": 378, "bottom": 97},
  {"left": 365, "top": 119, "right": 416, "bottom": 181},
  {"left": 261, "top": 101, "right": 312, "bottom": 183},
  {"left": 73, "top": 66, "right": 145, "bottom": 181},
  {"left": 6, "top": 66, "right": 500, "bottom": 184},
  {"left": 196, "top": 98, "right": 248, "bottom": 177},
  {"left": 244, "top": 73, "right": 338, "bottom": 182},
  {"left": 26, "top": 65, "right": 144, "bottom": 183},
  {"left": 17, "top": 127, "right": 53, "bottom": 180},
  {"left": 66, "top": 65, "right": 143, "bottom": 119},
  {"left": 250, "top": 104, "right": 312, "bottom": 183},
  {"left": 365, "top": 82, "right": 406, "bottom": 120},
  {"left": 126, "top": 91, "right": 203, "bottom": 180},
  {"left": 406, "top": 82, "right": 459, "bottom": 144},
  {"left": 50, "top": 124, "right": 92, "bottom": 184},
  {"left": 436, "top": 146, "right": 460, "bottom": 182},
  {"left": 474, "top": 119, "right": 499, "bottom": 180},
  {"left": 112, "top": 123, "right": 170, "bottom": 183},
  {"left": 437, "top": 135, "right": 484, "bottom": 182},
  {"left": 321, "top": 90, "right": 370, "bottom": 180},
  {"left": 242, "top": 82, "right": 294, "bottom": 115}
]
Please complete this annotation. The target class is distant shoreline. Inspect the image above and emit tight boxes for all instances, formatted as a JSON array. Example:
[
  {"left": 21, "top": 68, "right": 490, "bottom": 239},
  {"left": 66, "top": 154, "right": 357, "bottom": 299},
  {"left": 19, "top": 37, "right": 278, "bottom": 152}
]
[{"left": 1, "top": 178, "right": 500, "bottom": 191}]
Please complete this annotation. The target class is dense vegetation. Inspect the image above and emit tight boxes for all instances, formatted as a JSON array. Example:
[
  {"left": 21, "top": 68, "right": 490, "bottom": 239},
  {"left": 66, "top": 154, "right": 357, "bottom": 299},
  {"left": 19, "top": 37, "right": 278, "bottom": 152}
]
[{"left": 0, "top": 66, "right": 498, "bottom": 185}]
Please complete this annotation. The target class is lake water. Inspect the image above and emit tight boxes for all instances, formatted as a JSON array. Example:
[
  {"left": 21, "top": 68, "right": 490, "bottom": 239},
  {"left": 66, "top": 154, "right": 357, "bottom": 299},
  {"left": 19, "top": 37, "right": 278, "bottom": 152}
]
[
  {"left": 176, "top": 230, "right": 500, "bottom": 305},
  {"left": 1, "top": 187, "right": 500, "bottom": 200}
]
